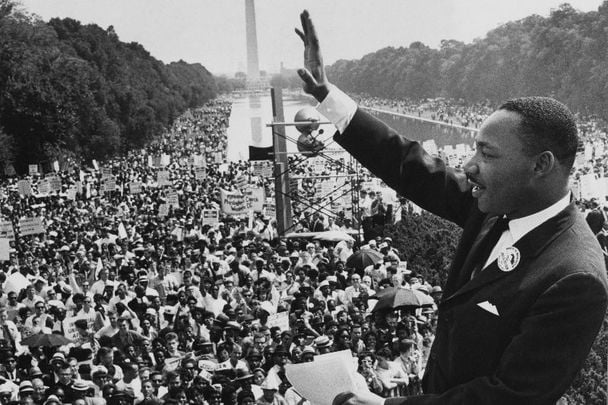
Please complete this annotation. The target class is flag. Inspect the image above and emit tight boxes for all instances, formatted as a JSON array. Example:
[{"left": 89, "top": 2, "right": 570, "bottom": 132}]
[{"left": 249, "top": 145, "right": 273, "bottom": 161}]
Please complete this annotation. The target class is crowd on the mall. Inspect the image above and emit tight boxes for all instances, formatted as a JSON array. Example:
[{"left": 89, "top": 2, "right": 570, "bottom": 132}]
[
  {"left": 353, "top": 94, "right": 494, "bottom": 129},
  {"left": 0, "top": 98, "right": 441, "bottom": 405}
]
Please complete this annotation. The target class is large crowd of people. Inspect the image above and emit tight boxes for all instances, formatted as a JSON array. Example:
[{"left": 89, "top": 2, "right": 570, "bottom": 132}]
[
  {"left": 0, "top": 98, "right": 439, "bottom": 405},
  {"left": 0, "top": 91, "right": 607, "bottom": 405}
]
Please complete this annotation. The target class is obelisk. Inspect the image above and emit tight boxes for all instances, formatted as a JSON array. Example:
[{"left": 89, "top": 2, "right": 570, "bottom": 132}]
[{"left": 245, "top": 0, "right": 260, "bottom": 80}]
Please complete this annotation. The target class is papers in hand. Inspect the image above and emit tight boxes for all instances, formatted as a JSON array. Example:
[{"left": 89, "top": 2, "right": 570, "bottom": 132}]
[{"left": 285, "top": 350, "right": 368, "bottom": 405}]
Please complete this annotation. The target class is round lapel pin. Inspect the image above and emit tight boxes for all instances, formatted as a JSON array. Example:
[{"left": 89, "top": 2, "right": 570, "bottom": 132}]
[{"left": 497, "top": 246, "right": 520, "bottom": 272}]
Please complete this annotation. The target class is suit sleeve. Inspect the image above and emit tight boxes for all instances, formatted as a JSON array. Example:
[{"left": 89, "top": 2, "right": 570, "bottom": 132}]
[
  {"left": 385, "top": 272, "right": 608, "bottom": 405},
  {"left": 334, "top": 108, "right": 475, "bottom": 227}
]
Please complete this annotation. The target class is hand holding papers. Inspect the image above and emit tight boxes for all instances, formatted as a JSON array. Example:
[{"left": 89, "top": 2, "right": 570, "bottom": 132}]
[{"left": 285, "top": 350, "right": 383, "bottom": 405}]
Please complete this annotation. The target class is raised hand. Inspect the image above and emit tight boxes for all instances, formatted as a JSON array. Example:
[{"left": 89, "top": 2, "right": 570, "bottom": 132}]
[{"left": 295, "top": 10, "right": 330, "bottom": 102}]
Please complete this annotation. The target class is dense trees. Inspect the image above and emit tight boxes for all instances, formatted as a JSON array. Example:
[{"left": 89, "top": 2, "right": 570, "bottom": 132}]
[
  {"left": 319, "top": 2, "right": 608, "bottom": 121},
  {"left": 0, "top": 2, "right": 217, "bottom": 173}
]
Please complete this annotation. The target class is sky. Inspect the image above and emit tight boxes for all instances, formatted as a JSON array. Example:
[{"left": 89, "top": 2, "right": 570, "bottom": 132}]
[{"left": 17, "top": 0, "right": 605, "bottom": 76}]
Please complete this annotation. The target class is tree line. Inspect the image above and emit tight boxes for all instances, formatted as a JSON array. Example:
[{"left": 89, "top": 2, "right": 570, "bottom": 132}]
[
  {"left": 276, "top": 2, "right": 608, "bottom": 123},
  {"left": 0, "top": 1, "right": 236, "bottom": 174}
]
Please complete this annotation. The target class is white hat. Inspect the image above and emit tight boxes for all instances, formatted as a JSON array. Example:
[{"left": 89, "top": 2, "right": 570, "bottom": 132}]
[{"left": 260, "top": 377, "right": 279, "bottom": 391}]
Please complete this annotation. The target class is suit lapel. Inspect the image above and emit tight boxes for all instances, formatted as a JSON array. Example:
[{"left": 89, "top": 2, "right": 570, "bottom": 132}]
[{"left": 442, "top": 203, "right": 577, "bottom": 305}]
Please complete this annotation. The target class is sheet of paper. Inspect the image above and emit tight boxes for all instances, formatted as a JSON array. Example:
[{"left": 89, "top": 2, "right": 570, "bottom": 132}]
[
  {"left": 0, "top": 238, "right": 9, "bottom": 261},
  {"left": 285, "top": 350, "right": 367, "bottom": 405}
]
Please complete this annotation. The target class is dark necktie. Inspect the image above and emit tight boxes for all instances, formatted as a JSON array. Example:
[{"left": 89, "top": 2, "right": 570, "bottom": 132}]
[{"left": 470, "top": 216, "right": 510, "bottom": 279}]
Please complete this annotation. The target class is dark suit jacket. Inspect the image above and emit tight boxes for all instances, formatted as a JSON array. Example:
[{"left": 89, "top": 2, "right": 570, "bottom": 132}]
[{"left": 335, "top": 109, "right": 608, "bottom": 404}]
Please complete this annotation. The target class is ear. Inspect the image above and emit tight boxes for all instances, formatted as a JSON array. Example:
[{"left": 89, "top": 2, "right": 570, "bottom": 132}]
[{"left": 534, "top": 151, "right": 555, "bottom": 176}]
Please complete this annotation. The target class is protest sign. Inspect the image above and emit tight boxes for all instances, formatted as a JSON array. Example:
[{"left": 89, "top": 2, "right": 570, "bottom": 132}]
[
  {"left": 101, "top": 167, "right": 113, "bottom": 179},
  {"left": 101, "top": 177, "right": 116, "bottom": 194},
  {"left": 66, "top": 187, "right": 77, "bottom": 201},
  {"left": 92, "top": 160, "right": 99, "bottom": 171},
  {"left": 243, "top": 187, "right": 265, "bottom": 212},
  {"left": 62, "top": 316, "right": 83, "bottom": 341},
  {"left": 220, "top": 190, "right": 248, "bottom": 216},
  {"left": 321, "top": 181, "right": 334, "bottom": 196},
  {"left": 0, "top": 221, "right": 15, "bottom": 240},
  {"left": 37, "top": 179, "right": 50, "bottom": 195},
  {"left": 0, "top": 239, "right": 10, "bottom": 261},
  {"left": 313, "top": 158, "right": 325, "bottom": 174},
  {"left": 166, "top": 191, "right": 179, "bottom": 208},
  {"left": 48, "top": 176, "right": 62, "bottom": 192},
  {"left": 129, "top": 182, "right": 142, "bottom": 194},
  {"left": 195, "top": 167, "right": 206, "bottom": 180},
  {"left": 17, "top": 180, "right": 32, "bottom": 197},
  {"left": 202, "top": 209, "right": 219, "bottom": 226},
  {"left": 266, "top": 312, "right": 289, "bottom": 331},
  {"left": 264, "top": 204, "right": 276, "bottom": 221},
  {"left": 18, "top": 217, "right": 45, "bottom": 236},
  {"left": 28, "top": 164, "right": 39, "bottom": 176},
  {"left": 151, "top": 156, "right": 161, "bottom": 168},
  {"left": 252, "top": 161, "right": 273, "bottom": 177},
  {"left": 192, "top": 154, "right": 205, "bottom": 167},
  {"left": 161, "top": 154, "right": 171, "bottom": 167},
  {"left": 157, "top": 170, "right": 171, "bottom": 187},
  {"left": 158, "top": 203, "right": 170, "bottom": 218},
  {"left": 235, "top": 174, "right": 249, "bottom": 189},
  {"left": 215, "top": 152, "right": 223, "bottom": 164}
]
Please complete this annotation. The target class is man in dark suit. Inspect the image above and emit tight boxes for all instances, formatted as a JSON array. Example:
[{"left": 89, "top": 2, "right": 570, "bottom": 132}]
[{"left": 295, "top": 10, "right": 608, "bottom": 405}]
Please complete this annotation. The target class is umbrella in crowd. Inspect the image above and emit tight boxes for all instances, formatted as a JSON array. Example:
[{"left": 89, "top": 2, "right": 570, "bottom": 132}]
[
  {"left": 21, "top": 333, "right": 73, "bottom": 348},
  {"left": 370, "top": 286, "right": 435, "bottom": 312},
  {"left": 346, "top": 248, "right": 384, "bottom": 271},
  {"left": 313, "top": 230, "right": 355, "bottom": 243}
]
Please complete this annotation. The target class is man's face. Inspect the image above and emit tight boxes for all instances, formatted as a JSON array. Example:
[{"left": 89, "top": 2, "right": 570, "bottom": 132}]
[
  {"left": 254, "top": 336, "right": 266, "bottom": 350},
  {"left": 59, "top": 368, "right": 72, "bottom": 385},
  {"left": 168, "top": 375, "right": 181, "bottom": 389},
  {"left": 119, "top": 320, "right": 129, "bottom": 332},
  {"left": 386, "top": 315, "right": 398, "bottom": 329},
  {"left": 32, "top": 380, "right": 45, "bottom": 399},
  {"left": 464, "top": 110, "right": 537, "bottom": 218},
  {"left": 151, "top": 374, "right": 163, "bottom": 389},
  {"left": 210, "top": 285, "right": 219, "bottom": 299},
  {"left": 166, "top": 338, "right": 179, "bottom": 353},
  {"left": 5, "top": 357, "right": 16, "bottom": 371},
  {"left": 69, "top": 360, "right": 79, "bottom": 376}
]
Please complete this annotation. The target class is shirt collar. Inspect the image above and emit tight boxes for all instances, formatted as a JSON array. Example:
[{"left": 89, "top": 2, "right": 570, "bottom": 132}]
[{"left": 508, "top": 192, "right": 571, "bottom": 243}]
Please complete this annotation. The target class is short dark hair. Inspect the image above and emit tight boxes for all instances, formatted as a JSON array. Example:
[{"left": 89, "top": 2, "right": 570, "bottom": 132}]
[{"left": 499, "top": 97, "right": 578, "bottom": 168}]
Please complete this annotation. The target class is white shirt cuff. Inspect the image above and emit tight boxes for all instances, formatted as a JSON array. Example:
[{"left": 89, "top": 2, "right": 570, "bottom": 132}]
[{"left": 316, "top": 84, "right": 357, "bottom": 134}]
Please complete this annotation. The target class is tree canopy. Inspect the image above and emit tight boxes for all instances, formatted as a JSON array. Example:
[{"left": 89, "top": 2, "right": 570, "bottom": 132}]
[
  {"left": 0, "top": 1, "right": 218, "bottom": 173},
  {"left": 323, "top": 2, "right": 608, "bottom": 120}
]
